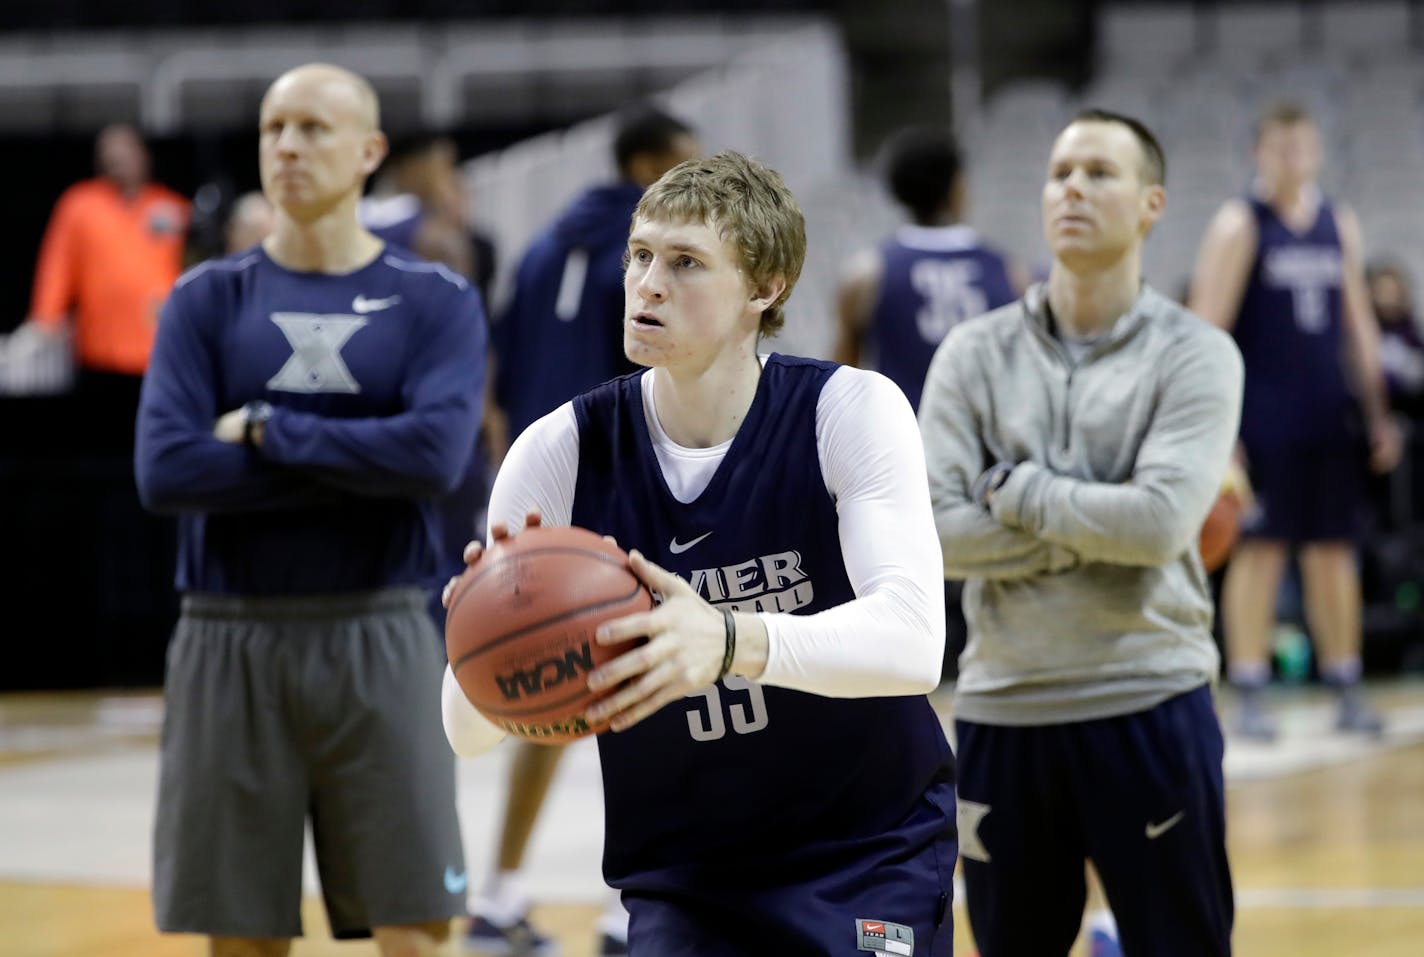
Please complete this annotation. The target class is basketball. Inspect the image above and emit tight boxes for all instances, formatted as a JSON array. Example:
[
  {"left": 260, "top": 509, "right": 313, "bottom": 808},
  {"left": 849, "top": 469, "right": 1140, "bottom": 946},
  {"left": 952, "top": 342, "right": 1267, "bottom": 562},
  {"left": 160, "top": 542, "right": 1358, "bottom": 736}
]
[
  {"left": 1198, "top": 489, "right": 1243, "bottom": 573},
  {"left": 444, "top": 525, "right": 653, "bottom": 743}
]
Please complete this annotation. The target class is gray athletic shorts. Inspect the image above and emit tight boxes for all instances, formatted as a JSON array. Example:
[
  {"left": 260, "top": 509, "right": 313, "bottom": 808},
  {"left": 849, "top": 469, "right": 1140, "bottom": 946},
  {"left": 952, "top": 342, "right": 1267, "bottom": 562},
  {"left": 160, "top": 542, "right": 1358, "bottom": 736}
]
[{"left": 153, "top": 588, "right": 466, "bottom": 939}]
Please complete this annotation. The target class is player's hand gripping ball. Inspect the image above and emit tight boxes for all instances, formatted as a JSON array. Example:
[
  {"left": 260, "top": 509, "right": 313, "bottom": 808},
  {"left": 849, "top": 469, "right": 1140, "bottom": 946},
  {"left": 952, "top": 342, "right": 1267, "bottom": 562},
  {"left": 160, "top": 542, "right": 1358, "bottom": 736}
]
[{"left": 444, "top": 525, "right": 653, "bottom": 743}]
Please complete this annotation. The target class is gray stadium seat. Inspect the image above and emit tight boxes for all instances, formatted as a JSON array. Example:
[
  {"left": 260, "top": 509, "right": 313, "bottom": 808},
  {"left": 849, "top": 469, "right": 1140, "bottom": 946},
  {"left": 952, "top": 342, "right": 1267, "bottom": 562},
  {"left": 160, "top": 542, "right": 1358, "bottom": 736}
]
[
  {"left": 1097, "top": 4, "right": 1200, "bottom": 74},
  {"left": 1319, "top": 1, "right": 1412, "bottom": 62}
]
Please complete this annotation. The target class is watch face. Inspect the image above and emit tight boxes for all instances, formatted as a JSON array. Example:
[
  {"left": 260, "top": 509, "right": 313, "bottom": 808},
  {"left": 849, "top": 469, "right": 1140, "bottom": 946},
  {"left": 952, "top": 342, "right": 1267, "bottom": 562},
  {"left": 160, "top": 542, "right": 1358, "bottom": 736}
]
[{"left": 242, "top": 401, "right": 273, "bottom": 446}]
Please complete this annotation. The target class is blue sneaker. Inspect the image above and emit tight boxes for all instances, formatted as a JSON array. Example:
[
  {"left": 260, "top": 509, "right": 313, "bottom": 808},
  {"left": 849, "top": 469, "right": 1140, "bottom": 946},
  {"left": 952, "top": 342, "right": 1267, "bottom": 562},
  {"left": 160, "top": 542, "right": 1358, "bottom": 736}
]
[
  {"left": 463, "top": 914, "right": 559, "bottom": 956},
  {"left": 597, "top": 932, "right": 629, "bottom": 956},
  {"left": 1335, "top": 690, "right": 1385, "bottom": 736},
  {"left": 1089, "top": 926, "right": 1123, "bottom": 957},
  {"left": 1233, "top": 692, "right": 1278, "bottom": 742}
]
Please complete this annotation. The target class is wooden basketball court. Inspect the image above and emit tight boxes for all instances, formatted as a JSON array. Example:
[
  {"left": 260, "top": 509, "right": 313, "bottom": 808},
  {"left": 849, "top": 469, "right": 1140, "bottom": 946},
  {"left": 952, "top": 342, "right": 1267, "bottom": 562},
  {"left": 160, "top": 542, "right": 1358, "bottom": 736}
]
[{"left": 2, "top": 682, "right": 1421, "bottom": 956}]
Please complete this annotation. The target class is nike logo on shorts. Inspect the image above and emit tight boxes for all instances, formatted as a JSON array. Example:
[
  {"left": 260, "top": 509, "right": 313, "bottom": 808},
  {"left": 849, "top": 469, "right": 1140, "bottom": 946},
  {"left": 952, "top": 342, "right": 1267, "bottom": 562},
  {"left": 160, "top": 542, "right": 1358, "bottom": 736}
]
[{"left": 443, "top": 866, "right": 468, "bottom": 894}]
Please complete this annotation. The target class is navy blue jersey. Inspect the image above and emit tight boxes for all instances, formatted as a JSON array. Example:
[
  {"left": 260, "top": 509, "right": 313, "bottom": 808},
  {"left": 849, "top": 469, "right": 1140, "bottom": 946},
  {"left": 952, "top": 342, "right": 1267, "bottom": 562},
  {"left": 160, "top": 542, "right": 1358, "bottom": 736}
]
[
  {"left": 870, "top": 227, "right": 1016, "bottom": 410},
  {"left": 494, "top": 182, "right": 642, "bottom": 438},
  {"left": 135, "top": 247, "right": 486, "bottom": 596},
  {"left": 1233, "top": 198, "right": 1352, "bottom": 446},
  {"left": 571, "top": 354, "right": 954, "bottom": 893}
]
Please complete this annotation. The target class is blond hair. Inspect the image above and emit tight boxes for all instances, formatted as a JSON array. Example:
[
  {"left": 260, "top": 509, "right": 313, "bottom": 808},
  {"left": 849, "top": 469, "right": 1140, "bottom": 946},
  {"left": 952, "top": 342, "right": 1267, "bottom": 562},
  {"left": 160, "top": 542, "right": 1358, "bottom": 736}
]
[{"left": 634, "top": 150, "right": 805, "bottom": 337}]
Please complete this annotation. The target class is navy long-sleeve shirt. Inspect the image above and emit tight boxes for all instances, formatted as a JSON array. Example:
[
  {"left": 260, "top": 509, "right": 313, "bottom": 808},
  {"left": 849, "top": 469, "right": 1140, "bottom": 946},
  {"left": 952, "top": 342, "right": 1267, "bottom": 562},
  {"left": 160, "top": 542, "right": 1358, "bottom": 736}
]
[
  {"left": 135, "top": 246, "right": 486, "bottom": 596},
  {"left": 493, "top": 181, "right": 642, "bottom": 439}
]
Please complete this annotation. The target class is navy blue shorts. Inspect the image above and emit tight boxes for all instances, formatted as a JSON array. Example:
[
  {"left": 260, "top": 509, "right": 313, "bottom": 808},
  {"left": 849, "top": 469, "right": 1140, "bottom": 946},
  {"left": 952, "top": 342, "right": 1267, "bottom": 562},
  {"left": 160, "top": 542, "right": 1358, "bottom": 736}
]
[
  {"left": 1240, "top": 437, "right": 1366, "bottom": 543},
  {"left": 622, "top": 778, "right": 957, "bottom": 956},
  {"left": 955, "top": 686, "right": 1232, "bottom": 957}
]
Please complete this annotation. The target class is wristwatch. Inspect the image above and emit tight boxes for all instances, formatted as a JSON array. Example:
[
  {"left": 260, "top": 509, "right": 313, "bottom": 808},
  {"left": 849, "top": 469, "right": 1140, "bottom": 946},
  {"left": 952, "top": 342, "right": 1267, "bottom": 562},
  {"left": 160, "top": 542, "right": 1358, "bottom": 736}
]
[
  {"left": 242, "top": 400, "right": 274, "bottom": 448},
  {"left": 972, "top": 461, "right": 1015, "bottom": 507}
]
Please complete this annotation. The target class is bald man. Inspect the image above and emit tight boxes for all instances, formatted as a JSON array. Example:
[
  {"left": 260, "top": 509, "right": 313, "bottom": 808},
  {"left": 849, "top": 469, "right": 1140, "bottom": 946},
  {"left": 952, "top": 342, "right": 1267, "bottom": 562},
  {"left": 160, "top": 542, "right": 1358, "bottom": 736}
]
[{"left": 137, "top": 64, "right": 487, "bottom": 957}]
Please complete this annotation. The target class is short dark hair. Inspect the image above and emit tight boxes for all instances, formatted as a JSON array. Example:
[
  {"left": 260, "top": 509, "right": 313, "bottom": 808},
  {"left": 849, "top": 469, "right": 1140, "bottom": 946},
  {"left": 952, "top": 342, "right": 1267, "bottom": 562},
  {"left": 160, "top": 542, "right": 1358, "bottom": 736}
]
[
  {"left": 1366, "top": 258, "right": 1409, "bottom": 288},
  {"left": 883, "top": 127, "right": 962, "bottom": 224},
  {"left": 1254, "top": 100, "right": 1315, "bottom": 142},
  {"left": 384, "top": 132, "right": 455, "bottom": 167},
  {"left": 1071, "top": 108, "right": 1167, "bottom": 186},
  {"left": 613, "top": 106, "right": 695, "bottom": 176}
]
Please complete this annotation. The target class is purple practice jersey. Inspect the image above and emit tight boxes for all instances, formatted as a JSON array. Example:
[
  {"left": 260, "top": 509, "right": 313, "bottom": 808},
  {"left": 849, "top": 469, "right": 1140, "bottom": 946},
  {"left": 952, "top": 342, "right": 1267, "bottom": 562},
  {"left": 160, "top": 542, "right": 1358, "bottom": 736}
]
[
  {"left": 1232, "top": 197, "right": 1353, "bottom": 446},
  {"left": 870, "top": 225, "right": 1016, "bottom": 410},
  {"left": 135, "top": 247, "right": 486, "bottom": 596},
  {"left": 570, "top": 354, "right": 955, "bottom": 896}
]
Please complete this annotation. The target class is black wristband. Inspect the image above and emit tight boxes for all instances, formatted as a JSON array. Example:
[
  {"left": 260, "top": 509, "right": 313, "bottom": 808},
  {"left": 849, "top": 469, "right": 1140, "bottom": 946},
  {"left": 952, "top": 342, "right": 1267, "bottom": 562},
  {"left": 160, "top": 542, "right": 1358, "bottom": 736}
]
[{"left": 718, "top": 608, "right": 737, "bottom": 681}]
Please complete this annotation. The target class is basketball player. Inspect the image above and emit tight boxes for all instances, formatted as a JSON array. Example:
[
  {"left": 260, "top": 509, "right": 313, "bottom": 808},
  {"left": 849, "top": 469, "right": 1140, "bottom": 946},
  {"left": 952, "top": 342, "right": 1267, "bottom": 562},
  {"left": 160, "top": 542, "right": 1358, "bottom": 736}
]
[
  {"left": 443, "top": 151, "right": 957, "bottom": 955},
  {"left": 834, "top": 125, "right": 1024, "bottom": 410},
  {"left": 135, "top": 64, "right": 485, "bottom": 957},
  {"left": 465, "top": 105, "right": 699, "bottom": 957},
  {"left": 834, "top": 125, "right": 1026, "bottom": 697},
  {"left": 360, "top": 133, "right": 491, "bottom": 296},
  {"left": 1189, "top": 101, "right": 1400, "bottom": 740},
  {"left": 918, "top": 110, "right": 1240, "bottom": 956}
]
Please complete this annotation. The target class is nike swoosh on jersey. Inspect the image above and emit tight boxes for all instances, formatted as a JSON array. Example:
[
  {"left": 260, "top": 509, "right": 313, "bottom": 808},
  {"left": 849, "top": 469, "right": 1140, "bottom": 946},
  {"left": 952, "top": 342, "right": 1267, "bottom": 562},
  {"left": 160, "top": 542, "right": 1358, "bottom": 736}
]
[
  {"left": 1145, "top": 810, "right": 1185, "bottom": 839},
  {"left": 352, "top": 294, "right": 402, "bottom": 313},
  {"left": 669, "top": 531, "right": 713, "bottom": 554}
]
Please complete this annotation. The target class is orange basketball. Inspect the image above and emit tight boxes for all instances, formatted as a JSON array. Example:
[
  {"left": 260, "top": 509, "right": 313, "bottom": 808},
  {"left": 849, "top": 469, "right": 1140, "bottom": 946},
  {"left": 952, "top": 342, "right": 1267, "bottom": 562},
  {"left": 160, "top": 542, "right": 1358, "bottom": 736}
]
[
  {"left": 445, "top": 525, "right": 653, "bottom": 744},
  {"left": 1198, "top": 489, "right": 1243, "bottom": 573}
]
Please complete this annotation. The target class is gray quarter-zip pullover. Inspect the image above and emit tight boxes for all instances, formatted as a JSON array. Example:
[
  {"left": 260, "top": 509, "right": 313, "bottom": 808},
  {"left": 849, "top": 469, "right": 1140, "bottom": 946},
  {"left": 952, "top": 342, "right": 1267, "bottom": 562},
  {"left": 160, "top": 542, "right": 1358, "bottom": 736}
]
[{"left": 919, "top": 282, "right": 1244, "bottom": 725}]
